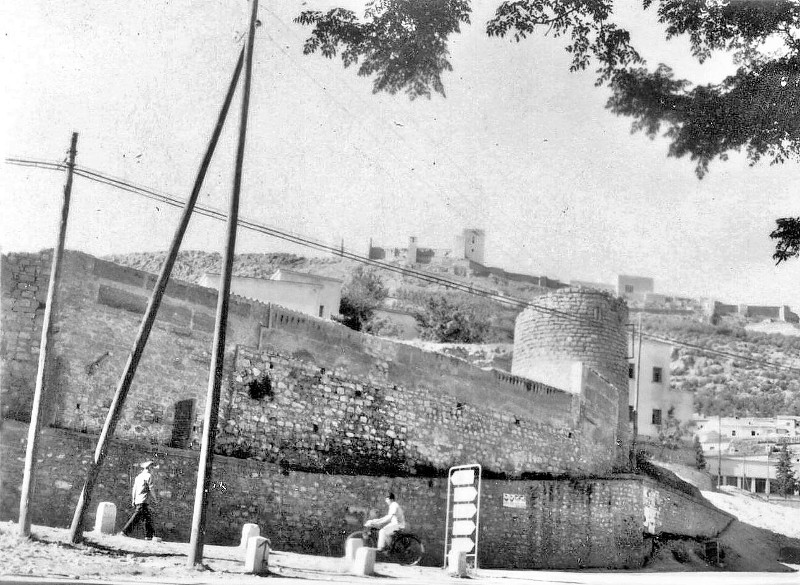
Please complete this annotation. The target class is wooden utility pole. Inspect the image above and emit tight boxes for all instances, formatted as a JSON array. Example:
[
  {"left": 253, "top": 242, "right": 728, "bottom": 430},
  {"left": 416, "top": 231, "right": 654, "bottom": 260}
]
[
  {"left": 18, "top": 132, "right": 78, "bottom": 536},
  {"left": 68, "top": 49, "right": 246, "bottom": 544},
  {"left": 188, "top": 0, "right": 259, "bottom": 566}
]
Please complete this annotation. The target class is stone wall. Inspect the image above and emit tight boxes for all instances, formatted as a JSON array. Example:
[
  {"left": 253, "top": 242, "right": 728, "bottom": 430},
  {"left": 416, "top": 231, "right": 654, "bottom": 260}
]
[
  {"left": 1, "top": 252, "right": 48, "bottom": 421},
  {"left": 1, "top": 250, "right": 271, "bottom": 446},
  {"left": 1, "top": 250, "right": 619, "bottom": 477},
  {"left": 0, "top": 420, "right": 677, "bottom": 569},
  {"left": 512, "top": 288, "right": 630, "bottom": 470},
  {"left": 218, "top": 345, "right": 614, "bottom": 476},
  {"left": 642, "top": 479, "right": 733, "bottom": 537}
]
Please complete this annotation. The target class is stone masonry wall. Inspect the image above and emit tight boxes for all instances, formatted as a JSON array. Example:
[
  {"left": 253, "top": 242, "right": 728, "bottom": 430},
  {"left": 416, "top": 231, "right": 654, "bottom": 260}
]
[
  {"left": 0, "top": 420, "right": 674, "bottom": 569},
  {"left": 217, "top": 346, "right": 614, "bottom": 477},
  {"left": 1, "top": 250, "right": 619, "bottom": 476},
  {"left": 1, "top": 252, "right": 48, "bottom": 420},
  {"left": 513, "top": 288, "right": 630, "bottom": 470}
]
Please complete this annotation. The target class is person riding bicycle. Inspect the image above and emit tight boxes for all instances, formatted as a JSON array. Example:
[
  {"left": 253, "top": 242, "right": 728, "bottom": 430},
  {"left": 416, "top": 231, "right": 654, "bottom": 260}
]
[{"left": 365, "top": 492, "right": 407, "bottom": 551}]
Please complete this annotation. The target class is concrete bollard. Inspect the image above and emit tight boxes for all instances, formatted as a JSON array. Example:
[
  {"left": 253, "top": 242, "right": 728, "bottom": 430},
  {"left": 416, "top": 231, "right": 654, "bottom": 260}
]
[
  {"left": 94, "top": 502, "right": 117, "bottom": 535},
  {"left": 447, "top": 549, "right": 467, "bottom": 577},
  {"left": 244, "top": 536, "right": 269, "bottom": 575},
  {"left": 240, "top": 523, "right": 260, "bottom": 548},
  {"left": 352, "top": 547, "right": 376, "bottom": 576},
  {"left": 345, "top": 537, "right": 364, "bottom": 561}
]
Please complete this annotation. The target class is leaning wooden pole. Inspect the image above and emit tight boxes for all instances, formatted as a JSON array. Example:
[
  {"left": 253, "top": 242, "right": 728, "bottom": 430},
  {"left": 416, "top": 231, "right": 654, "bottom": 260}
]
[
  {"left": 188, "top": 0, "right": 258, "bottom": 566},
  {"left": 18, "top": 132, "right": 78, "bottom": 536},
  {"left": 68, "top": 49, "right": 245, "bottom": 544}
]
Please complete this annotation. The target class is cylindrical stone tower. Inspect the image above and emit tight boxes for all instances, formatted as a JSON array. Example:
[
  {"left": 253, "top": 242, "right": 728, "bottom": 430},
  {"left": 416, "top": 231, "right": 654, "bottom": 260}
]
[{"left": 512, "top": 287, "right": 629, "bottom": 469}]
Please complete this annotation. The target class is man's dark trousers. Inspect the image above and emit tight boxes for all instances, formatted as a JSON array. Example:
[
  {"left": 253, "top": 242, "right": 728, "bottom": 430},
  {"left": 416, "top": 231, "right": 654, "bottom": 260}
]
[{"left": 122, "top": 504, "right": 154, "bottom": 539}]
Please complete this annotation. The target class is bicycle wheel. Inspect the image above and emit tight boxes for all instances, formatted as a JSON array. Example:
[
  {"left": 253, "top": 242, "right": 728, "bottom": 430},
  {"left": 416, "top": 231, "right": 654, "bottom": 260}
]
[{"left": 392, "top": 534, "right": 424, "bottom": 566}]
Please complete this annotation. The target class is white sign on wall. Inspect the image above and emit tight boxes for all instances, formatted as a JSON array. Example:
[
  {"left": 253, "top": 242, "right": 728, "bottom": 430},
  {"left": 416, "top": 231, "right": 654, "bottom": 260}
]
[
  {"left": 444, "top": 464, "right": 482, "bottom": 570},
  {"left": 502, "top": 493, "right": 527, "bottom": 509}
]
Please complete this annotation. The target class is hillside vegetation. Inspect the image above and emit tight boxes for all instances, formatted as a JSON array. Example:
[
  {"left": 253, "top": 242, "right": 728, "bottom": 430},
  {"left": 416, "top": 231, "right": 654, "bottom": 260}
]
[
  {"left": 106, "top": 251, "right": 800, "bottom": 417},
  {"left": 643, "top": 315, "right": 800, "bottom": 417}
]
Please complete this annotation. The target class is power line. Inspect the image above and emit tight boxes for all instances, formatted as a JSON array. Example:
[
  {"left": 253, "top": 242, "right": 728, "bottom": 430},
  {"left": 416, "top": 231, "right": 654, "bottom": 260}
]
[{"left": 7, "top": 155, "right": 800, "bottom": 374}]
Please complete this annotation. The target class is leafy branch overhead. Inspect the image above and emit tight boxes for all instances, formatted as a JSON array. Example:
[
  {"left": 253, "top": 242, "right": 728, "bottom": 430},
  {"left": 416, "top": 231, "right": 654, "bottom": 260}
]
[{"left": 296, "top": 0, "right": 800, "bottom": 177}]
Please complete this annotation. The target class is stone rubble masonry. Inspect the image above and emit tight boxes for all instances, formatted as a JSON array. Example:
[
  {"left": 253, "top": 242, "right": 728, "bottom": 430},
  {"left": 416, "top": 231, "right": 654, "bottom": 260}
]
[
  {"left": 1, "top": 250, "right": 620, "bottom": 477},
  {"left": 0, "top": 251, "right": 737, "bottom": 568},
  {"left": 219, "top": 345, "right": 611, "bottom": 476},
  {"left": 0, "top": 421, "right": 733, "bottom": 568},
  {"left": 512, "top": 288, "right": 631, "bottom": 470}
]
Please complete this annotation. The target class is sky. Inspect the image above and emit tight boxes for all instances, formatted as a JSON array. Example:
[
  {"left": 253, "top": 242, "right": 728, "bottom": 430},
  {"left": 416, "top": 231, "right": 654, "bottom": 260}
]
[{"left": 2, "top": 1, "right": 800, "bottom": 308}]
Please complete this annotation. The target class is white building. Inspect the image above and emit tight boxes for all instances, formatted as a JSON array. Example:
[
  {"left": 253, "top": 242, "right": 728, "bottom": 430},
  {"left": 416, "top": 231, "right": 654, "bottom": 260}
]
[
  {"left": 710, "top": 443, "right": 800, "bottom": 495},
  {"left": 629, "top": 338, "right": 694, "bottom": 439},
  {"left": 199, "top": 269, "right": 343, "bottom": 320},
  {"left": 695, "top": 415, "right": 800, "bottom": 454}
]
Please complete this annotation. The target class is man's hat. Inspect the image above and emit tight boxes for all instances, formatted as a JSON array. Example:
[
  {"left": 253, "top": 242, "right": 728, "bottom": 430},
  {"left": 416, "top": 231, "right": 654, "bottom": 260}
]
[{"left": 140, "top": 460, "right": 155, "bottom": 469}]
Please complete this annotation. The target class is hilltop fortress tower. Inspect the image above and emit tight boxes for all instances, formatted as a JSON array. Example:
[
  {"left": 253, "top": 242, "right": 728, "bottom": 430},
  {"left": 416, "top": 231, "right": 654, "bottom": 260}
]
[{"left": 512, "top": 288, "right": 630, "bottom": 469}]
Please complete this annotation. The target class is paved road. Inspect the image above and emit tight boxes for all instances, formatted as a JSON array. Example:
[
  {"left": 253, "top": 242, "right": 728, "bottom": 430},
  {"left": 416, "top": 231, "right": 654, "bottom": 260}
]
[{"left": 2, "top": 567, "right": 799, "bottom": 585}]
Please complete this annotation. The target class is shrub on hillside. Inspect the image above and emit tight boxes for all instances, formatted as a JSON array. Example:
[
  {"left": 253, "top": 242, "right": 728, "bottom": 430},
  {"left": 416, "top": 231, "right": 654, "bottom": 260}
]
[
  {"left": 338, "top": 266, "right": 388, "bottom": 332},
  {"left": 414, "top": 291, "right": 492, "bottom": 343}
]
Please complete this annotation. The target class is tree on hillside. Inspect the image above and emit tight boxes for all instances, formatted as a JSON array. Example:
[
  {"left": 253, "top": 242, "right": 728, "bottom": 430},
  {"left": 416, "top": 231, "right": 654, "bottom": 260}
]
[
  {"left": 414, "top": 291, "right": 491, "bottom": 343},
  {"left": 656, "top": 406, "right": 687, "bottom": 456},
  {"left": 339, "top": 266, "right": 388, "bottom": 332},
  {"left": 775, "top": 444, "right": 798, "bottom": 498},
  {"left": 693, "top": 436, "right": 707, "bottom": 470},
  {"left": 296, "top": 1, "right": 800, "bottom": 255}
]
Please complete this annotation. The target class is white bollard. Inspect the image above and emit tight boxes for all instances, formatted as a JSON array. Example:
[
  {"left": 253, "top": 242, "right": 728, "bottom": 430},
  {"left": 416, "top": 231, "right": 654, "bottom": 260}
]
[
  {"left": 352, "top": 547, "right": 376, "bottom": 576},
  {"left": 240, "top": 523, "right": 260, "bottom": 548},
  {"left": 94, "top": 502, "right": 117, "bottom": 535},
  {"left": 447, "top": 549, "right": 467, "bottom": 577},
  {"left": 244, "top": 536, "right": 269, "bottom": 575},
  {"left": 345, "top": 537, "right": 364, "bottom": 561}
]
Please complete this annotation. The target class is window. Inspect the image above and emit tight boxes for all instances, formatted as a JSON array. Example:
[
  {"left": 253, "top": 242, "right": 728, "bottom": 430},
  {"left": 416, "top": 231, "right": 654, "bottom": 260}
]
[
  {"left": 319, "top": 305, "right": 324, "bottom": 317},
  {"left": 628, "top": 363, "right": 635, "bottom": 379},
  {"left": 652, "top": 409, "right": 662, "bottom": 425},
  {"left": 751, "top": 430, "right": 756, "bottom": 436},
  {"left": 652, "top": 367, "right": 662, "bottom": 383},
  {"left": 731, "top": 430, "right": 736, "bottom": 436},
  {"left": 593, "top": 307, "right": 602, "bottom": 320},
  {"left": 629, "top": 405, "right": 635, "bottom": 422},
  {"left": 625, "top": 284, "right": 634, "bottom": 293}
]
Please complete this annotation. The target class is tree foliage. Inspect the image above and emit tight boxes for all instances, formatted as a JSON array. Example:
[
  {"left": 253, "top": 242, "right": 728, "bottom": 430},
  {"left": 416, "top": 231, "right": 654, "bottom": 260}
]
[
  {"left": 297, "top": 2, "right": 800, "bottom": 261},
  {"left": 339, "top": 266, "right": 389, "bottom": 331},
  {"left": 693, "top": 435, "right": 707, "bottom": 470},
  {"left": 770, "top": 216, "right": 800, "bottom": 264},
  {"left": 414, "top": 291, "right": 491, "bottom": 343},
  {"left": 295, "top": 0, "right": 473, "bottom": 98},
  {"left": 775, "top": 443, "right": 798, "bottom": 498},
  {"left": 657, "top": 406, "right": 687, "bottom": 455},
  {"left": 297, "top": 1, "right": 800, "bottom": 174}
]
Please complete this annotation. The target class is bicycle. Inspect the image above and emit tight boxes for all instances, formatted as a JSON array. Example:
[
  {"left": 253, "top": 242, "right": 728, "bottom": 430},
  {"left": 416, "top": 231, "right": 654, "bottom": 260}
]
[{"left": 347, "top": 525, "right": 425, "bottom": 566}]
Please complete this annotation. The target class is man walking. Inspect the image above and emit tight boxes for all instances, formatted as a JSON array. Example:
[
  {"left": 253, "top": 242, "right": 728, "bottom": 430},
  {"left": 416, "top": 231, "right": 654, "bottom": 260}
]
[{"left": 121, "top": 460, "right": 158, "bottom": 540}]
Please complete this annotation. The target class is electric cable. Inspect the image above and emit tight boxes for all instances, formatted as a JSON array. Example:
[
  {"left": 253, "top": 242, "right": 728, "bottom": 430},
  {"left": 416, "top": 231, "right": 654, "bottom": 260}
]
[{"left": 7, "top": 155, "right": 800, "bottom": 373}]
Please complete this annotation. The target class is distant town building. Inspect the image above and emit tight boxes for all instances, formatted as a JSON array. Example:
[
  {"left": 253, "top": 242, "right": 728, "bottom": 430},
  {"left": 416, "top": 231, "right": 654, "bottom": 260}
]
[
  {"left": 706, "top": 441, "right": 800, "bottom": 495},
  {"left": 453, "top": 228, "right": 486, "bottom": 265},
  {"left": 695, "top": 415, "right": 800, "bottom": 450},
  {"left": 569, "top": 280, "right": 617, "bottom": 294},
  {"left": 199, "top": 269, "right": 342, "bottom": 319},
  {"left": 618, "top": 275, "right": 655, "bottom": 298},
  {"left": 629, "top": 338, "right": 693, "bottom": 439}
]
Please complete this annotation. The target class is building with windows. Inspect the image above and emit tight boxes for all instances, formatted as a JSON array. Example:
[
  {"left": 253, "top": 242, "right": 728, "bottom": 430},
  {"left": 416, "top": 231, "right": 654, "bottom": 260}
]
[
  {"left": 710, "top": 443, "right": 800, "bottom": 495},
  {"left": 695, "top": 415, "right": 800, "bottom": 453},
  {"left": 628, "top": 338, "right": 694, "bottom": 439}
]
